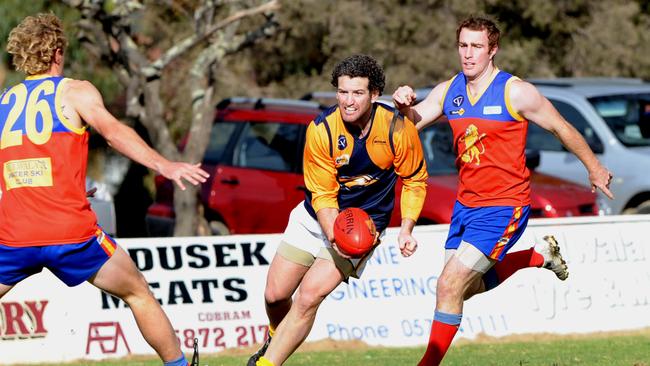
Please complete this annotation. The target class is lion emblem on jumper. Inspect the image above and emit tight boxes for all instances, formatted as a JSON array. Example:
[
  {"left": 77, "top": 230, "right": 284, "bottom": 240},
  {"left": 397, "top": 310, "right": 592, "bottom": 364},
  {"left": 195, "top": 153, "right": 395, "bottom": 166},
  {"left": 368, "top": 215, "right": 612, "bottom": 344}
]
[{"left": 459, "top": 124, "right": 486, "bottom": 165}]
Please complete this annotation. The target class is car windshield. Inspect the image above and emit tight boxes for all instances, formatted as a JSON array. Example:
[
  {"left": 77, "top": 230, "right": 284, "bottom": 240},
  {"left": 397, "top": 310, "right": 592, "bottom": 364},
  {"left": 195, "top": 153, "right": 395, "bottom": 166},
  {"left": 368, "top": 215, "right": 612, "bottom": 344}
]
[
  {"left": 588, "top": 93, "right": 650, "bottom": 147},
  {"left": 419, "top": 122, "right": 458, "bottom": 175}
]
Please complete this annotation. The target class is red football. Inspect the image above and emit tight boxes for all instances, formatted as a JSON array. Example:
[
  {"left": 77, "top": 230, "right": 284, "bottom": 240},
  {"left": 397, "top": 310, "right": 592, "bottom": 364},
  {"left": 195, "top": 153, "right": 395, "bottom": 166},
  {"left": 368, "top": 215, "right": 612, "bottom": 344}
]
[{"left": 333, "top": 207, "right": 377, "bottom": 258}]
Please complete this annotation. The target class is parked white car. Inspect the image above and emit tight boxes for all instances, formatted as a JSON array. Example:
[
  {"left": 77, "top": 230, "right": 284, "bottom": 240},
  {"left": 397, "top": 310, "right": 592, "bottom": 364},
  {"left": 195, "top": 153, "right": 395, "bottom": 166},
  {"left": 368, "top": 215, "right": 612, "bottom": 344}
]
[
  {"left": 309, "top": 80, "right": 650, "bottom": 216},
  {"left": 527, "top": 78, "right": 650, "bottom": 215},
  {"left": 86, "top": 179, "right": 117, "bottom": 236}
]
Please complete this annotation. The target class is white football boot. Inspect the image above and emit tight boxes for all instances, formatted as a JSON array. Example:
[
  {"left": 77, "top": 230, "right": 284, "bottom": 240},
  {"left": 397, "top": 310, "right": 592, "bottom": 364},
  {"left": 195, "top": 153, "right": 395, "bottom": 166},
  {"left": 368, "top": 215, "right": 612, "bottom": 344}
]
[{"left": 535, "top": 235, "right": 569, "bottom": 280}]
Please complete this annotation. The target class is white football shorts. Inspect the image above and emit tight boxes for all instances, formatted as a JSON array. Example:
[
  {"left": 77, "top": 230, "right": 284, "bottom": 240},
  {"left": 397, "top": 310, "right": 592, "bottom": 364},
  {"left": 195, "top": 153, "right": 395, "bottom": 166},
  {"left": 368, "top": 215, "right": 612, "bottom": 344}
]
[{"left": 277, "top": 202, "right": 384, "bottom": 279}]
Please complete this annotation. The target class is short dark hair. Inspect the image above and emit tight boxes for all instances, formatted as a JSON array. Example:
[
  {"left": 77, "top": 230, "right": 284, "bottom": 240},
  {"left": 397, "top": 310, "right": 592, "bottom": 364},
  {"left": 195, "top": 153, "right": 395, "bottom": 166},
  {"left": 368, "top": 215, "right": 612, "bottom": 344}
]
[
  {"left": 331, "top": 54, "right": 385, "bottom": 95},
  {"left": 456, "top": 16, "right": 500, "bottom": 51}
]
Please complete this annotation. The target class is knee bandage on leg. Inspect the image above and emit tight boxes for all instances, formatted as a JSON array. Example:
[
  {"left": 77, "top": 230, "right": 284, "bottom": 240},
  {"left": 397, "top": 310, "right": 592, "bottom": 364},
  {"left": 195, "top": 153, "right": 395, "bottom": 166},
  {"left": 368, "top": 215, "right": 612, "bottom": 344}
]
[{"left": 456, "top": 241, "right": 494, "bottom": 273}]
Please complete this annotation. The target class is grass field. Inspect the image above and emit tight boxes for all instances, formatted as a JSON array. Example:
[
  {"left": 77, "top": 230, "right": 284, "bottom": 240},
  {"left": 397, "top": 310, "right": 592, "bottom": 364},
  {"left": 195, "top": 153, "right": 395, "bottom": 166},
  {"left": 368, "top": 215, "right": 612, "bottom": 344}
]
[{"left": 12, "top": 329, "right": 650, "bottom": 366}]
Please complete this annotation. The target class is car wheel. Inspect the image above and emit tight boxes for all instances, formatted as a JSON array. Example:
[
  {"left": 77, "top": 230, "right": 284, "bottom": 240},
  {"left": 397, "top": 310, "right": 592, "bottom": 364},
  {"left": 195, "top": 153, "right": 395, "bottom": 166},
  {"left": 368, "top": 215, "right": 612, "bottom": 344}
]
[
  {"left": 622, "top": 200, "right": 650, "bottom": 215},
  {"left": 636, "top": 200, "right": 650, "bottom": 214},
  {"left": 209, "top": 220, "right": 230, "bottom": 235}
]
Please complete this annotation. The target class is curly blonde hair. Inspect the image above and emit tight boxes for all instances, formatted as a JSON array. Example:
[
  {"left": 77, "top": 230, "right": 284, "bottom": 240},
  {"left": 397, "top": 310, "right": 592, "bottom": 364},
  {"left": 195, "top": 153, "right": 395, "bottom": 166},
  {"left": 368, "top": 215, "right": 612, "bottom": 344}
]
[{"left": 6, "top": 13, "right": 68, "bottom": 75}]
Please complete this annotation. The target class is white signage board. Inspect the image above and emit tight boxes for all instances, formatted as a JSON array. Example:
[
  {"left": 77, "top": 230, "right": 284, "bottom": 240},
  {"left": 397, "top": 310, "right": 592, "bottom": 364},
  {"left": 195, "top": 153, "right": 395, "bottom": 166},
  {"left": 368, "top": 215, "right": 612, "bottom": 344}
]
[{"left": 1, "top": 215, "right": 649, "bottom": 363}]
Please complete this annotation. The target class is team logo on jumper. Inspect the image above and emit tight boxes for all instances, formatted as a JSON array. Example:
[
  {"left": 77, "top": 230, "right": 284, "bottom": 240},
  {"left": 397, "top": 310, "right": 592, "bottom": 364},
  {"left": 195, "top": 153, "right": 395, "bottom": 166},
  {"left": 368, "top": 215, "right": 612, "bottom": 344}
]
[
  {"left": 459, "top": 124, "right": 486, "bottom": 166},
  {"left": 338, "top": 174, "right": 379, "bottom": 189},
  {"left": 335, "top": 154, "right": 350, "bottom": 167},
  {"left": 452, "top": 95, "right": 464, "bottom": 107},
  {"left": 337, "top": 135, "right": 347, "bottom": 150}
]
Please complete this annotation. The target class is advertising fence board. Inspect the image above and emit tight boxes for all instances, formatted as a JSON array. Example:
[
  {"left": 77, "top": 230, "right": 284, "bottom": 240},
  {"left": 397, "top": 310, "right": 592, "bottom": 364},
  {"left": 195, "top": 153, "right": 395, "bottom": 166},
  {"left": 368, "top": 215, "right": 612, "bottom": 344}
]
[{"left": 2, "top": 216, "right": 649, "bottom": 363}]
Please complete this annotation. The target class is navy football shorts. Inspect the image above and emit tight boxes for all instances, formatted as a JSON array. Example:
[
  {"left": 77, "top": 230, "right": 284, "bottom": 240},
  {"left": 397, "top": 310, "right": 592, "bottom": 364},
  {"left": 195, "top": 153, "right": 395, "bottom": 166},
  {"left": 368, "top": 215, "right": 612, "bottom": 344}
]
[
  {"left": 0, "top": 228, "right": 117, "bottom": 287},
  {"left": 445, "top": 201, "right": 531, "bottom": 261}
]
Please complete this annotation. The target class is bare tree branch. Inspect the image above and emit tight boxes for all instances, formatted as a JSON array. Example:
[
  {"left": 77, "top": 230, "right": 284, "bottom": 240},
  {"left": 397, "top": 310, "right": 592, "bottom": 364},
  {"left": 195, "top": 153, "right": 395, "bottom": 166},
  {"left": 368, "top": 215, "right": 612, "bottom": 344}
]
[
  {"left": 140, "top": 77, "right": 180, "bottom": 159},
  {"left": 229, "top": 13, "right": 279, "bottom": 51},
  {"left": 144, "top": 0, "right": 278, "bottom": 76},
  {"left": 61, "top": 0, "right": 281, "bottom": 236},
  {"left": 63, "top": 0, "right": 149, "bottom": 72},
  {"left": 182, "top": 11, "right": 278, "bottom": 162},
  {"left": 125, "top": 77, "right": 143, "bottom": 120}
]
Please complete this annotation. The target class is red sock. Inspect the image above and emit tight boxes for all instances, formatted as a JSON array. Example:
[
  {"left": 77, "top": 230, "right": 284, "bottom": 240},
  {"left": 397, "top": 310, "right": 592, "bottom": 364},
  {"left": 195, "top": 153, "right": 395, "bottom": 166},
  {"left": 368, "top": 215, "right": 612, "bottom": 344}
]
[
  {"left": 418, "top": 312, "right": 461, "bottom": 366},
  {"left": 493, "top": 247, "right": 543, "bottom": 283}
]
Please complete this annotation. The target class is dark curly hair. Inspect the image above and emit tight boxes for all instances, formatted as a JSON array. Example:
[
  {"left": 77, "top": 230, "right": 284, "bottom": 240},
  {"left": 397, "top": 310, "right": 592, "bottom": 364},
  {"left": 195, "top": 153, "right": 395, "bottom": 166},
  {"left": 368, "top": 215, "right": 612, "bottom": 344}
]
[{"left": 331, "top": 54, "right": 385, "bottom": 95}]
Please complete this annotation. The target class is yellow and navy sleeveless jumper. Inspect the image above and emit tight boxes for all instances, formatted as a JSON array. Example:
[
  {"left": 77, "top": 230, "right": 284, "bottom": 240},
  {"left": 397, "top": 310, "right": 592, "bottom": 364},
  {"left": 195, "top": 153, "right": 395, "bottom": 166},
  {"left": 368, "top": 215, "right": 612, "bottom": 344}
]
[
  {"left": 442, "top": 70, "right": 531, "bottom": 207},
  {"left": 0, "top": 75, "right": 97, "bottom": 246},
  {"left": 303, "top": 103, "right": 428, "bottom": 231}
]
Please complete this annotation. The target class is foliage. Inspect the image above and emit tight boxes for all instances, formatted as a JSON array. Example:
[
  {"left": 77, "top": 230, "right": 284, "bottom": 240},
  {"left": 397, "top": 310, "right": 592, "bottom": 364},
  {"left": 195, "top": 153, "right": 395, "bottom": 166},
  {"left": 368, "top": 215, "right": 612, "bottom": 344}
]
[
  {"left": 232, "top": 0, "right": 650, "bottom": 99},
  {"left": 6, "top": 0, "right": 649, "bottom": 118},
  {"left": 0, "top": 0, "right": 120, "bottom": 101},
  {"left": 3, "top": 0, "right": 648, "bottom": 236},
  {"left": 58, "top": 0, "right": 278, "bottom": 236}
]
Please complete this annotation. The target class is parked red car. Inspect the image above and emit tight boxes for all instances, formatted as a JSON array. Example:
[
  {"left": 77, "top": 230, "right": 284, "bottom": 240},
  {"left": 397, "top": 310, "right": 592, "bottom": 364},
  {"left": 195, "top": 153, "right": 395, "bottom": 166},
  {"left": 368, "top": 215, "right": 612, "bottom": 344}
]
[
  {"left": 390, "top": 120, "right": 599, "bottom": 225},
  {"left": 146, "top": 98, "right": 598, "bottom": 236}
]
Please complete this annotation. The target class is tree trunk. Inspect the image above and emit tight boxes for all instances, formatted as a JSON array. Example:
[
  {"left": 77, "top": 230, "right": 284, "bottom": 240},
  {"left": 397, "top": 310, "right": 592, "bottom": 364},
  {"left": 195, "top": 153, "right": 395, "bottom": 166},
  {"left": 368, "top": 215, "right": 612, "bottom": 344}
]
[
  {"left": 172, "top": 185, "right": 200, "bottom": 236},
  {"left": 62, "top": 0, "right": 280, "bottom": 237}
]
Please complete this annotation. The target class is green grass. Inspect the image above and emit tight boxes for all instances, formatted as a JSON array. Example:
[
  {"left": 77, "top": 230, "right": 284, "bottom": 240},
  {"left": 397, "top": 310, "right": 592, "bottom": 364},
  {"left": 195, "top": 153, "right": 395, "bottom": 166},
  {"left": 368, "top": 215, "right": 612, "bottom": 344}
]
[{"left": 13, "top": 331, "right": 650, "bottom": 366}]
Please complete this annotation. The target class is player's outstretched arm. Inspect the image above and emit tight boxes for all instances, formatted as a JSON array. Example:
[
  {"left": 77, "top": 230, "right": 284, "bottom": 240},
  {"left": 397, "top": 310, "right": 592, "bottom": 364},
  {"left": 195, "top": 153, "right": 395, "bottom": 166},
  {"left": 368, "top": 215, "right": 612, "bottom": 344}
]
[
  {"left": 510, "top": 80, "right": 614, "bottom": 199},
  {"left": 65, "top": 80, "right": 209, "bottom": 190},
  {"left": 392, "top": 82, "right": 447, "bottom": 131}
]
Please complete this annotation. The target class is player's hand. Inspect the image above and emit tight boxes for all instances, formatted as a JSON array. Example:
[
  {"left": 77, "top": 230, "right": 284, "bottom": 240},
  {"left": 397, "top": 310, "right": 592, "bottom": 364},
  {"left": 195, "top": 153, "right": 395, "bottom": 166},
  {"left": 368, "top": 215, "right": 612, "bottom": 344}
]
[
  {"left": 372, "top": 231, "right": 380, "bottom": 246},
  {"left": 398, "top": 231, "right": 418, "bottom": 257},
  {"left": 589, "top": 164, "right": 614, "bottom": 199},
  {"left": 331, "top": 242, "right": 352, "bottom": 259},
  {"left": 86, "top": 187, "right": 97, "bottom": 197},
  {"left": 392, "top": 86, "right": 417, "bottom": 109},
  {"left": 160, "top": 162, "right": 210, "bottom": 190}
]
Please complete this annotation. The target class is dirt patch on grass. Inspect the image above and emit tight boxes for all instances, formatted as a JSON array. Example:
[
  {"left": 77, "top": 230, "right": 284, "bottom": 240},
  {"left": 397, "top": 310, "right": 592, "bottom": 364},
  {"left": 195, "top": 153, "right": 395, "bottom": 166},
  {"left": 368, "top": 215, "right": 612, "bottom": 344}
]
[
  {"left": 220, "top": 338, "right": 369, "bottom": 357},
  {"left": 454, "top": 327, "right": 650, "bottom": 345},
  {"left": 31, "top": 328, "right": 648, "bottom": 365},
  {"left": 221, "top": 326, "right": 650, "bottom": 356},
  {"left": 297, "top": 338, "right": 370, "bottom": 352}
]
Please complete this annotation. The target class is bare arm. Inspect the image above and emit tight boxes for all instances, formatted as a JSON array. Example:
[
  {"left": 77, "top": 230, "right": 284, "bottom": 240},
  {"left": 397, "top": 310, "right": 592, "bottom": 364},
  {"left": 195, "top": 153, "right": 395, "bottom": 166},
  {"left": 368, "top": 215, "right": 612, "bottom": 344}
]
[
  {"left": 64, "top": 80, "right": 209, "bottom": 190},
  {"left": 392, "top": 116, "right": 427, "bottom": 257},
  {"left": 510, "top": 80, "right": 613, "bottom": 199},
  {"left": 316, "top": 207, "right": 338, "bottom": 244},
  {"left": 392, "top": 82, "right": 447, "bottom": 131},
  {"left": 397, "top": 218, "right": 417, "bottom": 257}
]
